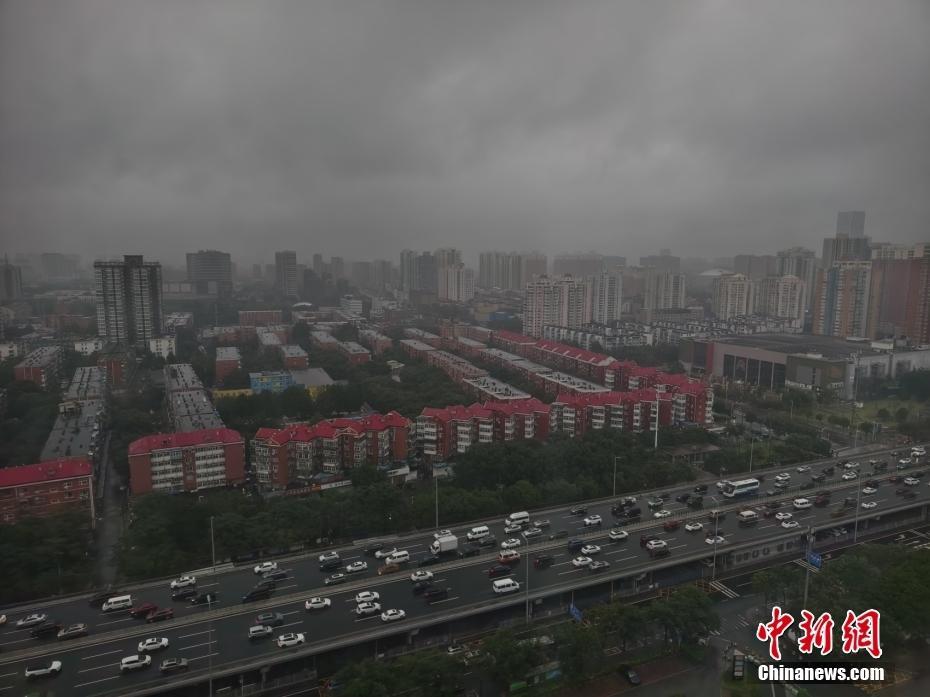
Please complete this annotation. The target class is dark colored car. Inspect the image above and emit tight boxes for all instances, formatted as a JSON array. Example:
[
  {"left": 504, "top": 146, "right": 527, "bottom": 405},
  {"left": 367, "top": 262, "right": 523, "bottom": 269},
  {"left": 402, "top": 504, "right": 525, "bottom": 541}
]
[
  {"left": 263, "top": 569, "right": 288, "bottom": 581},
  {"left": 639, "top": 535, "right": 656, "bottom": 548},
  {"left": 255, "top": 612, "right": 285, "bottom": 627},
  {"left": 663, "top": 520, "right": 681, "bottom": 532},
  {"left": 242, "top": 588, "right": 272, "bottom": 603},
  {"left": 130, "top": 602, "right": 158, "bottom": 619},
  {"left": 31, "top": 623, "right": 63, "bottom": 640},
  {"left": 533, "top": 554, "right": 555, "bottom": 570},
  {"left": 688, "top": 496, "right": 704, "bottom": 509},
  {"left": 146, "top": 608, "right": 174, "bottom": 623},
  {"left": 160, "top": 658, "right": 189, "bottom": 674},
  {"left": 567, "top": 539, "right": 585, "bottom": 552},
  {"left": 325, "top": 573, "right": 347, "bottom": 586},
  {"left": 88, "top": 588, "right": 122, "bottom": 608},
  {"left": 459, "top": 544, "right": 482, "bottom": 558},
  {"left": 319, "top": 559, "right": 341, "bottom": 572},
  {"left": 551, "top": 529, "right": 570, "bottom": 539},
  {"left": 675, "top": 493, "right": 691, "bottom": 503},
  {"left": 569, "top": 506, "right": 588, "bottom": 516},
  {"left": 864, "top": 479, "right": 881, "bottom": 488},
  {"left": 694, "top": 484, "right": 708, "bottom": 494},
  {"left": 811, "top": 473, "right": 826, "bottom": 483},
  {"left": 190, "top": 592, "right": 218, "bottom": 605},
  {"left": 57, "top": 623, "right": 89, "bottom": 640},
  {"left": 363, "top": 542, "right": 385, "bottom": 556},
  {"left": 419, "top": 555, "right": 443, "bottom": 567},
  {"left": 479, "top": 535, "right": 498, "bottom": 548},
  {"left": 822, "top": 466, "right": 835, "bottom": 475},
  {"left": 424, "top": 587, "right": 450, "bottom": 602},
  {"left": 650, "top": 546, "right": 671, "bottom": 558},
  {"left": 621, "top": 666, "right": 641, "bottom": 685},
  {"left": 488, "top": 564, "right": 512, "bottom": 579},
  {"left": 171, "top": 587, "right": 198, "bottom": 601},
  {"left": 412, "top": 581, "right": 434, "bottom": 596},
  {"left": 625, "top": 507, "right": 642, "bottom": 519}
]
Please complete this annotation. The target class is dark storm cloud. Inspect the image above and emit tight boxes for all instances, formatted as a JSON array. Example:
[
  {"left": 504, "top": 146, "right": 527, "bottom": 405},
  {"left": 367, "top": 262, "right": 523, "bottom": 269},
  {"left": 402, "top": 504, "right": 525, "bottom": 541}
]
[{"left": 1, "top": 0, "right": 928, "bottom": 265}]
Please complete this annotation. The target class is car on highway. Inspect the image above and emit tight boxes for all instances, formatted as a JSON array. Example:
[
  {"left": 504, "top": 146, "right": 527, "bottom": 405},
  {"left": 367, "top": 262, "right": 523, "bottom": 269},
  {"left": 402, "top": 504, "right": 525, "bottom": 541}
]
[
  {"left": 842, "top": 471, "right": 859, "bottom": 481},
  {"left": 248, "top": 625, "right": 274, "bottom": 640},
  {"left": 609, "top": 528, "right": 629, "bottom": 541},
  {"left": 583, "top": 514, "right": 603, "bottom": 527},
  {"left": 675, "top": 493, "right": 691, "bottom": 503},
  {"left": 410, "top": 570, "right": 434, "bottom": 583},
  {"left": 325, "top": 573, "right": 348, "bottom": 586},
  {"left": 898, "top": 459, "right": 912, "bottom": 469},
  {"left": 242, "top": 588, "right": 272, "bottom": 603},
  {"left": 793, "top": 498, "right": 812, "bottom": 509},
  {"left": 171, "top": 587, "right": 199, "bottom": 601},
  {"left": 782, "top": 520, "right": 800, "bottom": 529},
  {"left": 24, "top": 660, "right": 63, "bottom": 679},
  {"left": 159, "top": 658, "right": 189, "bottom": 674},
  {"left": 693, "top": 484, "right": 708, "bottom": 494},
  {"left": 571, "top": 555, "right": 593, "bottom": 568},
  {"left": 319, "top": 558, "right": 341, "bottom": 572},
  {"left": 705, "top": 535, "right": 725, "bottom": 545},
  {"left": 256, "top": 612, "right": 285, "bottom": 627},
  {"left": 797, "top": 465, "right": 811, "bottom": 473},
  {"left": 569, "top": 506, "right": 588, "bottom": 516},
  {"left": 381, "top": 609, "right": 406, "bottom": 623},
  {"left": 190, "top": 592, "right": 218, "bottom": 606},
  {"left": 57, "top": 623, "right": 89, "bottom": 640},
  {"left": 355, "top": 591, "right": 380, "bottom": 604},
  {"left": 169, "top": 575, "right": 196, "bottom": 590},
  {"left": 580, "top": 544, "right": 601, "bottom": 556},
  {"left": 459, "top": 544, "right": 482, "bottom": 558},
  {"left": 905, "top": 477, "right": 920, "bottom": 486},
  {"left": 589, "top": 560, "right": 611, "bottom": 572},
  {"left": 862, "top": 486, "right": 878, "bottom": 495},
  {"left": 146, "top": 608, "right": 174, "bottom": 623},
  {"left": 446, "top": 644, "right": 466, "bottom": 656},
  {"left": 119, "top": 655, "right": 152, "bottom": 673},
  {"left": 378, "top": 564, "right": 402, "bottom": 576},
  {"left": 304, "top": 597, "right": 331, "bottom": 611},
  {"left": 861, "top": 501, "right": 878, "bottom": 510},
  {"left": 263, "top": 569, "right": 288, "bottom": 581},
  {"left": 504, "top": 523, "right": 523, "bottom": 533},
  {"left": 775, "top": 472, "right": 791, "bottom": 482},
  {"left": 419, "top": 554, "right": 443, "bottom": 567},
  {"left": 318, "top": 551, "right": 341, "bottom": 564},
  {"left": 533, "top": 519, "right": 551, "bottom": 528},
  {"left": 822, "top": 465, "right": 835, "bottom": 475},
  {"left": 138, "top": 637, "right": 169, "bottom": 652},
  {"left": 15, "top": 613, "right": 48, "bottom": 629},
  {"left": 647, "top": 497, "right": 664, "bottom": 508},
  {"left": 653, "top": 509, "right": 672, "bottom": 519},
  {"left": 253, "top": 561, "right": 278, "bottom": 575},
  {"left": 31, "top": 622, "right": 62, "bottom": 639},
  {"left": 375, "top": 547, "right": 398, "bottom": 559},
  {"left": 433, "top": 529, "right": 452, "bottom": 539},
  {"left": 345, "top": 561, "right": 368, "bottom": 574},
  {"left": 522, "top": 527, "right": 543, "bottom": 539},
  {"left": 424, "top": 587, "right": 450, "bottom": 602},
  {"left": 277, "top": 633, "right": 306, "bottom": 648},
  {"left": 363, "top": 542, "right": 385, "bottom": 556},
  {"left": 685, "top": 521, "right": 704, "bottom": 532},
  {"left": 488, "top": 564, "right": 512, "bottom": 579},
  {"left": 811, "top": 473, "right": 826, "bottom": 483},
  {"left": 775, "top": 512, "right": 793, "bottom": 521},
  {"left": 130, "top": 602, "right": 157, "bottom": 619},
  {"left": 663, "top": 519, "right": 681, "bottom": 531},
  {"left": 645, "top": 539, "right": 667, "bottom": 552},
  {"left": 479, "top": 535, "right": 498, "bottom": 548},
  {"left": 500, "top": 538, "right": 522, "bottom": 550},
  {"left": 356, "top": 602, "right": 382, "bottom": 617},
  {"left": 534, "top": 555, "right": 555, "bottom": 569}
]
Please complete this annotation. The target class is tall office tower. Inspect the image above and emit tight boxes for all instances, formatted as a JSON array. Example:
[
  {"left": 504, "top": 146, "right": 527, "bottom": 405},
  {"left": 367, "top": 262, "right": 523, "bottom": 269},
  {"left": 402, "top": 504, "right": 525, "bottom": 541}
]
[
  {"left": 591, "top": 270, "right": 623, "bottom": 324},
  {"left": 186, "top": 250, "right": 233, "bottom": 297},
  {"left": 94, "top": 255, "right": 164, "bottom": 348},
  {"left": 438, "top": 263, "right": 475, "bottom": 302},
  {"left": 811, "top": 261, "right": 872, "bottom": 337},
  {"left": 643, "top": 270, "right": 686, "bottom": 312},
  {"left": 867, "top": 257, "right": 930, "bottom": 342},
  {"left": 434, "top": 248, "right": 462, "bottom": 270},
  {"left": 639, "top": 249, "right": 681, "bottom": 273},
  {"left": 0, "top": 259, "right": 23, "bottom": 302},
  {"left": 755, "top": 275, "right": 805, "bottom": 321},
  {"left": 552, "top": 253, "right": 604, "bottom": 278},
  {"left": 733, "top": 254, "right": 777, "bottom": 280},
  {"left": 274, "top": 251, "right": 298, "bottom": 296},
  {"left": 312, "top": 253, "right": 325, "bottom": 276},
  {"left": 521, "top": 253, "right": 548, "bottom": 287},
  {"left": 522, "top": 276, "right": 592, "bottom": 337},
  {"left": 478, "top": 252, "right": 498, "bottom": 289},
  {"left": 479, "top": 251, "right": 531, "bottom": 290},
  {"left": 776, "top": 247, "right": 818, "bottom": 312},
  {"left": 822, "top": 211, "right": 871, "bottom": 267},
  {"left": 712, "top": 274, "right": 754, "bottom": 320}
]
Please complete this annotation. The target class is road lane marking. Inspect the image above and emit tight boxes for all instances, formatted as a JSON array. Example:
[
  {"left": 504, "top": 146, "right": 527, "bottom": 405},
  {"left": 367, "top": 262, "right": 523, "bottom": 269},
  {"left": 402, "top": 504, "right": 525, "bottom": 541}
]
[
  {"left": 0, "top": 671, "right": 17, "bottom": 678},
  {"left": 188, "top": 651, "right": 220, "bottom": 662},
  {"left": 179, "top": 641, "right": 213, "bottom": 651},
  {"left": 98, "top": 616, "right": 134, "bottom": 626},
  {"left": 74, "top": 676, "right": 121, "bottom": 688},
  {"left": 82, "top": 649, "right": 122, "bottom": 660},
  {"left": 177, "top": 629, "right": 212, "bottom": 639},
  {"left": 354, "top": 614, "right": 380, "bottom": 622},
  {"left": 78, "top": 663, "right": 118, "bottom": 673},
  {"left": 558, "top": 568, "right": 584, "bottom": 576},
  {"left": 428, "top": 596, "right": 461, "bottom": 605}
]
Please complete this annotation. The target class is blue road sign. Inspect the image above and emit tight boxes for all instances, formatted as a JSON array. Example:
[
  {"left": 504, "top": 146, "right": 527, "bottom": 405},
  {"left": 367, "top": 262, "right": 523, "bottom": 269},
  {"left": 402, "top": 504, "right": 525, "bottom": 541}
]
[
  {"left": 807, "top": 551, "right": 822, "bottom": 569},
  {"left": 569, "top": 603, "right": 583, "bottom": 622}
]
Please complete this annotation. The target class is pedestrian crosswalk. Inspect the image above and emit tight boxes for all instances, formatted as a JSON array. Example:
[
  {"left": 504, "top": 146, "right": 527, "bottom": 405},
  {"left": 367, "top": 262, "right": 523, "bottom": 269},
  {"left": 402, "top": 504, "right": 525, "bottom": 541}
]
[{"left": 709, "top": 580, "right": 740, "bottom": 598}]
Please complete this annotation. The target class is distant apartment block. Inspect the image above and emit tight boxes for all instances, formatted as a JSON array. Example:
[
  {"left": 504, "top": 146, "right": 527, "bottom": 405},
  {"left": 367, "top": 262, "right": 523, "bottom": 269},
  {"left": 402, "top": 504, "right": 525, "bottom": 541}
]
[
  {"left": 339, "top": 295, "right": 364, "bottom": 316},
  {"left": 274, "top": 251, "right": 298, "bottom": 297},
  {"left": 149, "top": 336, "right": 177, "bottom": 359},
  {"left": 712, "top": 273, "right": 754, "bottom": 320},
  {"left": 279, "top": 345, "right": 309, "bottom": 369},
  {"left": 186, "top": 250, "right": 233, "bottom": 297},
  {"left": 290, "top": 368, "right": 336, "bottom": 397},
  {"left": 462, "top": 376, "right": 531, "bottom": 403},
  {"left": 250, "top": 370, "right": 295, "bottom": 394},
  {"left": 94, "top": 255, "right": 164, "bottom": 348},
  {"left": 0, "top": 457, "right": 96, "bottom": 526},
  {"left": 164, "top": 312, "right": 195, "bottom": 333},
  {"left": 215, "top": 347, "right": 242, "bottom": 385},
  {"left": 358, "top": 329, "right": 393, "bottom": 355},
  {"left": 251, "top": 412, "right": 411, "bottom": 487},
  {"left": 14, "top": 346, "right": 62, "bottom": 388},
  {"left": 338, "top": 341, "right": 371, "bottom": 364},
  {"left": 74, "top": 338, "right": 106, "bottom": 356},
  {"left": 239, "top": 309, "right": 283, "bottom": 327},
  {"left": 417, "top": 404, "right": 494, "bottom": 459},
  {"left": 399, "top": 339, "right": 437, "bottom": 360},
  {"left": 425, "top": 350, "right": 488, "bottom": 382},
  {"left": 522, "top": 276, "right": 592, "bottom": 338},
  {"left": 41, "top": 367, "right": 108, "bottom": 466},
  {"left": 164, "top": 363, "right": 224, "bottom": 432},
  {"left": 402, "top": 328, "right": 442, "bottom": 347},
  {"left": 258, "top": 329, "right": 283, "bottom": 348},
  {"left": 128, "top": 428, "right": 245, "bottom": 495},
  {"left": 198, "top": 325, "right": 257, "bottom": 345},
  {"left": 311, "top": 331, "right": 340, "bottom": 350}
]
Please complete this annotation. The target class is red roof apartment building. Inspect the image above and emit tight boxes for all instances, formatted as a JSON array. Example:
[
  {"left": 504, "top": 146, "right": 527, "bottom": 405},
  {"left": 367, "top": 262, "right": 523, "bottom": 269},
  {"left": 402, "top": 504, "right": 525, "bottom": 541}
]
[
  {"left": 417, "top": 404, "right": 494, "bottom": 460},
  {"left": 214, "top": 347, "right": 242, "bottom": 385},
  {"left": 128, "top": 428, "right": 246, "bottom": 495},
  {"left": 483, "top": 398, "right": 551, "bottom": 444},
  {"left": 251, "top": 412, "right": 410, "bottom": 488},
  {"left": 0, "top": 457, "right": 95, "bottom": 526},
  {"left": 280, "top": 344, "right": 310, "bottom": 369},
  {"left": 358, "top": 330, "right": 394, "bottom": 355},
  {"left": 14, "top": 346, "right": 63, "bottom": 389},
  {"left": 238, "top": 309, "right": 283, "bottom": 326},
  {"left": 548, "top": 390, "right": 674, "bottom": 438}
]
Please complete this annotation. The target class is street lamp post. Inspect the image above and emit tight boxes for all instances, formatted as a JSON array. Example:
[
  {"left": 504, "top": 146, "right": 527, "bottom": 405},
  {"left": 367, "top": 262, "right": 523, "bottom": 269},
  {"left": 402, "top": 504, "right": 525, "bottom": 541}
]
[
  {"left": 711, "top": 515, "right": 720, "bottom": 582},
  {"left": 210, "top": 515, "right": 216, "bottom": 574},
  {"left": 613, "top": 456, "right": 620, "bottom": 498},
  {"left": 854, "top": 480, "right": 862, "bottom": 543},
  {"left": 749, "top": 436, "right": 755, "bottom": 473},
  {"left": 434, "top": 476, "right": 439, "bottom": 532},
  {"left": 802, "top": 526, "right": 814, "bottom": 609},
  {"left": 525, "top": 542, "right": 531, "bottom": 624},
  {"left": 654, "top": 398, "right": 660, "bottom": 450}
]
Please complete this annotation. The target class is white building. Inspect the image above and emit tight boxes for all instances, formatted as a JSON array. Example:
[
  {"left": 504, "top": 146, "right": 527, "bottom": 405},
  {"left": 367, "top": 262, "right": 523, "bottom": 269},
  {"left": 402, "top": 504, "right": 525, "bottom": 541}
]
[
  {"left": 591, "top": 270, "right": 623, "bottom": 324},
  {"left": 438, "top": 263, "right": 476, "bottom": 303},
  {"left": 643, "top": 270, "right": 686, "bottom": 313},
  {"left": 523, "top": 276, "right": 592, "bottom": 338},
  {"left": 712, "top": 274, "right": 754, "bottom": 320},
  {"left": 755, "top": 275, "right": 805, "bottom": 322},
  {"left": 149, "top": 336, "right": 177, "bottom": 359},
  {"left": 74, "top": 337, "right": 106, "bottom": 356}
]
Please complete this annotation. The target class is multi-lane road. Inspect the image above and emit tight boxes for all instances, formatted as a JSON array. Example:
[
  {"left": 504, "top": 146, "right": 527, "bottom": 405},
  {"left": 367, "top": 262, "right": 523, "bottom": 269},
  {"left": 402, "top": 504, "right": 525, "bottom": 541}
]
[{"left": 1, "top": 443, "right": 926, "bottom": 696}]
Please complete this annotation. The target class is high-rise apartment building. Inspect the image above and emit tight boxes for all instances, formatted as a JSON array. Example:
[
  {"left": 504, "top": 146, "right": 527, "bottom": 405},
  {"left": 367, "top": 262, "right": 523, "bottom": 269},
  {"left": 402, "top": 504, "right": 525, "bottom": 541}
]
[
  {"left": 870, "top": 242, "right": 928, "bottom": 260},
  {"left": 591, "top": 270, "right": 622, "bottom": 324},
  {"left": 822, "top": 211, "right": 871, "bottom": 268},
  {"left": 712, "top": 274, "right": 754, "bottom": 320},
  {"left": 0, "top": 259, "right": 23, "bottom": 302},
  {"left": 643, "top": 270, "right": 686, "bottom": 313},
  {"left": 867, "top": 257, "right": 930, "bottom": 343},
  {"left": 733, "top": 254, "right": 777, "bottom": 280},
  {"left": 274, "top": 250, "right": 298, "bottom": 296},
  {"left": 521, "top": 253, "right": 548, "bottom": 285},
  {"left": 776, "top": 247, "right": 818, "bottom": 312},
  {"left": 755, "top": 275, "right": 805, "bottom": 321},
  {"left": 836, "top": 210, "right": 866, "bottom": 238},
  {"left": 522, "top": 276, "right": 592, "bottom": 338},
  {"left": 186, "top": 250, "right": 233, "bottom": 297},
  {"left": 478, "top": 251, "right": 548, "bottom": 290},
  {"left": 438, "top": 263, "right": 475, "bottom": 303},
  {"left": 399, "top": 250, "right": 438, "bottom": 293},
  {"left": 94, "top": 255, "right": 164, "bottom": 348},
  {"left": 811, "top": 261, "right": 872, "bottom": 337}
]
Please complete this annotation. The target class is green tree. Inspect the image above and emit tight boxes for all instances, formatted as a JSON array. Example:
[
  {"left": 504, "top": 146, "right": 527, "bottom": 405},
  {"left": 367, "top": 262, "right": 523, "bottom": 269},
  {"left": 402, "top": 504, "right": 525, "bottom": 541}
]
[
  {"left": 482, "top": 630, "right": 540, "bottom": 686},
  {"left": 896, "top": 407, "right": 910, "bottom": 422},
  {"left": 554, "top": 622, "right": 604, "bottom": 679}
]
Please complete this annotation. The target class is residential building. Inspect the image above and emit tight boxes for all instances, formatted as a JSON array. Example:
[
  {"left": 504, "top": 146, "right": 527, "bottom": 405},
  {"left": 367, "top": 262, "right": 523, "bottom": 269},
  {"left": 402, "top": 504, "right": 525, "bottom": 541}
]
[
  {"left": 822, "top": 211, "right": 871, "bottom": 267},
  {"left": 461, "top": 376, "right": 531, "bottom": 403},
  {"left": 402, "top": 328, "right": 442, "bottom": 346},
  {"left": 128, "top": 428, "right": 245, "bottom": 495},
  {"left": 733, "top": 255, "right": 777, "bottom": 280},
  {"left": 238, "top": 309, "right": 283, "bottom": 326},
  {"left": 290, "top": 367, "right": 336, "bottom": 397},
  {"left": 280, "top": 344, "right": 309, "bottom": 369},
  {"left": 73, "top": 338, "right": 105, "bottom": 356},
  {"left": 399, "top": 338, "right": 437, "bottom": 359},
  {"left": 867, "top": 256, "right": 930, "bottom": 343},
  {"left": 755, "top": 275, "right": 805, "bottom": 322},
  {"left": 871, "top": 242, "right": 927, "bottom": 260},
  {"left": 338, "top": 341, "right": 371, "bottom": 364},
  {"left": 643, "top": 270, "right": 686, "bottom": 316},
  {"left": 14, "top": 346, "right": 62, "bottom": 388},
  {"left": 639, "top": 250, "right": 681, "bottom": 272},
  {"left": 424, "top": 350, "right": 487, "bottom": 383},
  {"left": 591, "top": 270, "right": 623, "bottom": 324},
  {"left": 186, "top": 250, "right": 233, "bottom": 297},
  {"left": 0, "top": 458, "right": 95, "bottom": 526},
  {"left": 149, "top": 336, "right": 176, "bottom": 359},
  {"left": 522, "top": 276, "right": 592, "bottom": 338},
  {"left": 438, "top": 263, "right": 476, "bottom": 302},
  {"left": 214, "top": 347, "right": 242, "bottom": 385},
  {"left": 417, "top": 404, "right": 494, "bottom": 460},
  {"left": 0, "top": 341, "right": 24, "bottom": 360},
  {"left": 712, "top": 274, "right": 754, "bottom": 320},
  {"left": 483, "top": 398, "right": 551, "bottom": 443},
  {"left": 93, "top": 255, "right": 164, "bottom": 348},
  {"left": 40, "top": 397, "right": 106, "bottom": 465},
  {"left": 310, "top": 331, "right": 339, "bottom": 350},
  {"left": 249, "top": 371, "right": 295, "bottom": 394},
  {"left": 339, "top": 295, "right": 364, "bottom": 316},
  {"left": 274, "top": 250, "right": 298, "bottom": 297},
  {"left": 358, "top": 329, "right": 393, "bottom": 355},
  {"left": 522, "top": 253, "right": 548, "bottom": 285},
  {"left": 163, "top": 312, "right": 194, "bottom": 333},
  {"left": 811, "top": 261, "right": 872, "bottom": 337},
  {"left": 776, "top": 247, "right": 818, "bottom": 312},
  {"left": 0, "top": 259, "right": 23, "bottom": 302},
  {"left": 97, "top": 344, "right": 134, "bottom": 388},
  {"left": 549, "top": 390, "right": 671, "bottom": 438}
]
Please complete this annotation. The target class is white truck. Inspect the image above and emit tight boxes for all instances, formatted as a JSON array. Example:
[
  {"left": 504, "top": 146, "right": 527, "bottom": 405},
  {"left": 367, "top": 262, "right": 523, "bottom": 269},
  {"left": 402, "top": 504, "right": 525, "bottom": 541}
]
[{"left": 430, "top": 534, "right": 459, "bottom": 556}]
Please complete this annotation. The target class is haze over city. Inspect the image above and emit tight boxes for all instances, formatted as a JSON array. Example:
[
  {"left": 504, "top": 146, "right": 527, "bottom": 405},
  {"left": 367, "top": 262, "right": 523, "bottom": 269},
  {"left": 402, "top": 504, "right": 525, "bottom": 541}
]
[{"left": 2, "top": 0, "right": 929, "bottom": 264}]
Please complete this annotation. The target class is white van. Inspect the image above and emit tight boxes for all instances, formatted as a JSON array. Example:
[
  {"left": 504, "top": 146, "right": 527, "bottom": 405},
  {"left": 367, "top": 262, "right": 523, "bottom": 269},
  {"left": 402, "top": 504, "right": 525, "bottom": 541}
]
[
  {"left": 737, "top": 510, "right": 759, "bottom": 526},
  {"left": 467, "top": 525, "right": 491, "bottom": 541},
  {"left": 385, "top": 550, "right": 410, "bottom": 565},
  {"left": 102, "top": 595, "right": 133, "bottom": 612},
  {"left": 492, "top": 578, "right": 521, "bottom": 594},
  {"left": 498, "top": 549, "right": 521, "bottom": 564},
  {"left": 505, "top": 511, "right": 530, "bottom": 527}
]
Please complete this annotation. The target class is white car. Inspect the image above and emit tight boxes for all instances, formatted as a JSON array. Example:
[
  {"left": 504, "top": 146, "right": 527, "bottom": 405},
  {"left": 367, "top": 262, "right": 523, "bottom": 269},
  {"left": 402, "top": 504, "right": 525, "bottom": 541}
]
[
  {"left": 781, "top": 520, "right": 800, "bottom": 529},
  {"left": 304, "top": 597, "right": 331, "bottom": 611},
  {"left": 716, "top": 480, "right": 731, "bottom": 491},
  {"left": 500, "top": 538, "right": 522, "bottom": 550},
  {"left": 170, "top": 575, "right": 196, "bottom": 589},
  {"left": 16, "top": 613, "right": 48, "bottom": 628},
  {"left": 621, "top": 496, "right": 637, "bottom": 505},
  {"left": 277, "top": 632, "right": 306, "bottom": 648},
  {"left": 861, "top": 501, "right": 878, "bottom": 510},
  {"left": 356, "top": 602, "right": 381, "bottom": 616},
  {"left": 318, "top": 551, "right": 340, "bottom": 563},
  {"left": 797, "top": 466, "right": 811, "bottom": 473},
  {"left": 775, "top": 472, "right": 791, "bottom": 481},
  {"left": 24, "top": 660, "right": 62, "bottom": 679},
  {"left": 504, "top": 523, "right": 523, "bottom": 534},
  {"left": 410, "top": 570, "right": 434, "bottom": 583},
  {"left": 685, "top": 521, "right": 704, "bottom": 532},
  {"left": 842, "top": 471, "right": 859, "bottom": 481},
  {"left": 345, "top": 561, "right": 368, "bottom": 574},
  {"left": 609, "top": 528, "right": 629, "bottom": 541},
  {"left": 861, "top": 487, "right": 878, "bottom": 496},
  {"left": 775, "top": 512, "right": 793, "bottom": 521},
  {"left": 583, "top": 515, "right": 603, "bottom": 527},
  {"left": 793, "top": 498, "right": 812, "bottom": 510},
  {"left": 580, "top": 544, "right": 601, "bottom": 556},
  {"left": 119, "top": 655, "right": 151, "bottom": 672},
  {"left": 705, "top": 535, "right": 725, "bottom": 545},
  {"left": 904, "top": 477, "right": 920, "bottom": 486},
  {"left": 248, "top": 625, "right": 273, "bottom": 640},
  {"left": 645, "top": 539, "right": 668, "bottom": 551},
  {"left": 137, "top": 637, "right": 169, "bottom": 653},
  {"left": 653, "top": 509, "right": 672, "bottom": 519},
  {"left": 899, "top": 459, "right": 913, "bottom": 467},
  {"left": 0, "top": 614, "right": 6, "bottom": 626},
  {"left": 381, "top": 609, "right": 406, "bottom": 623},
  {"left": 375, "top": 547, "right": 398, "bottom": 559},
  {"left": 253, "top": 561, "right": 278, "bottom": 575},
  {"left": 355, "top": 591, "right": 380, "bottom": 604},
  {"left": 571, "top": 556, "right": 593, "bottom": 568},
  {"left": 433, "top": 530, "right": 452, "bottom": 539}
]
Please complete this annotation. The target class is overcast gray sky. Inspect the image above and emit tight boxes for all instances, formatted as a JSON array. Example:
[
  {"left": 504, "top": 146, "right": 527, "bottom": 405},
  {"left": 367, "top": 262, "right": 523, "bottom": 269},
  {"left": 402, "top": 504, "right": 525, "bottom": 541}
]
[{"left": 1, "top": 0, "right": 928, "bottom": 267}]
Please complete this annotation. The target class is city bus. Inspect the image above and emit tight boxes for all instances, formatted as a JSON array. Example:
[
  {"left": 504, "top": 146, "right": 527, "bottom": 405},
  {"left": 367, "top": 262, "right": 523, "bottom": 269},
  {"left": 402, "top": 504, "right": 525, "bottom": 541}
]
[{"left": 722, "top": 478, "right": 760, "bottom": 498}]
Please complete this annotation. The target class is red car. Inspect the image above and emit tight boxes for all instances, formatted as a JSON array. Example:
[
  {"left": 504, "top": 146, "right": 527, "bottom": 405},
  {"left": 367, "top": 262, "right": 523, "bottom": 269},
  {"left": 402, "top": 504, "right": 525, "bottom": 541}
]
[
  {"left": 129, "top": 602, "right": 157, "bottom": 619},
  {"left": 663, "top": 520, "right": 681, "bottom": 532},
  {"left": 146, "top": 608, "right": 174, "bottom": 623}
]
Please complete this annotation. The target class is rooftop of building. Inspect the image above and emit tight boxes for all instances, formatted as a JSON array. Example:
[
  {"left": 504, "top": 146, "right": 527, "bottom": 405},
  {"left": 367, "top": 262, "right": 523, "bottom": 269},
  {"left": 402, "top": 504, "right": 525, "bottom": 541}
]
[
  {"left": 456, "top": 337, "right": 487, "bottom": 348},
  {"left": 482, "top": 397, "right": 551, "bottom": 415},
  {"left": 40, "top": 400, "right": 105, "bottom": 462},
  {"left": 129, "top": 428, "right": 243, "bottom": 456},
  {"left": 258, "top": 331, "right": 283, "bottom": 346},
  {"left": 538, "top": 371, "right": 610, "bottom": 393},
  {"left": 62, "top": 366, "right": 107, "bottom": 402},
  {"left": 710, "top": 333, "right": 888, "bottom": 358},
  {"left": 290, "top": 367, "right": 335, "bottom": 387},
  {"left": 492, "top": 330, "right": 537, "bottom": 344},
  {"left": 15, "top": 345, "right": 62, "bottom": 367},
  {"left": 249, "top": 370, "right": 292, "bottom": 380},
  {"left": 254, "top": 411, "right": 409, "bottom": 445},
  {"left": 310, "top": 331, "right": 339, "bottom": 342},
  {"left": 420, "top": 403, "right": 494, "bottom": 422},
  {"left": 462, "top": 376, "right": 531, "bottom": 400},
  {"left": 403, "top": 328, "right": 440, "bottom": 339},
  {"left": 216, "top": 346, "right": 242, "bottom": 361},
  {"left": 399, "top": 339, "right": 436, "bottom": 352},
  {"left": 532, "top": 339, "right": 616, "bottom": 367},
  {"left": 0, "top": 457, "right": 93, "bottom": 488},
  {"left": 280, "top": 344, "right": 308, "bottom": 358}
]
